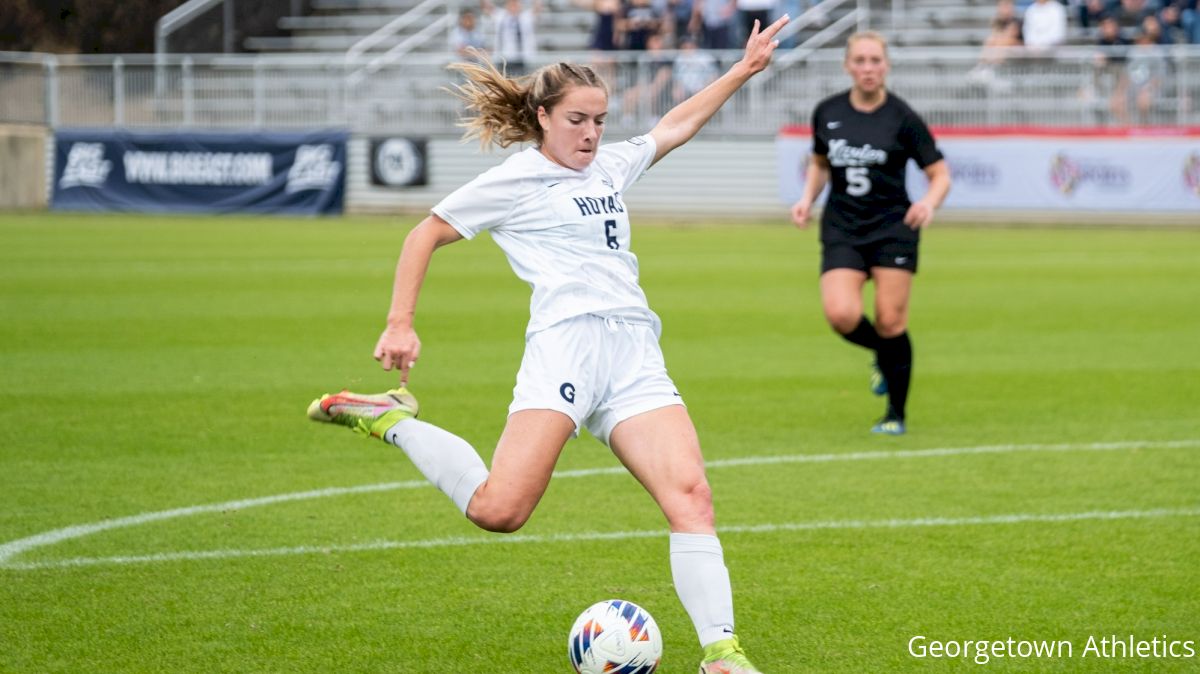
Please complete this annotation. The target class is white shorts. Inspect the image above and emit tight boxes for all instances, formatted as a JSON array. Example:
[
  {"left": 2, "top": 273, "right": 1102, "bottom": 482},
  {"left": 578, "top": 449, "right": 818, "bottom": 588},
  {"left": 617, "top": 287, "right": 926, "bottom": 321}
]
[{"left": 508, "top": 313, "right": 684, "bottom": 445}]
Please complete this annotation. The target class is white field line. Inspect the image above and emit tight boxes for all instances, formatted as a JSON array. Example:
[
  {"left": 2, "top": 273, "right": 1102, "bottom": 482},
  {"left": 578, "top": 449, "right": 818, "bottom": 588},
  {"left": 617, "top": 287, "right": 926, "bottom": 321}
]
[
  {"left": 5, "top": 507, "right": 1199, "bottom": 571},
  {"left": 1, "top": 439, "right": 1197, "bottom": 570}
]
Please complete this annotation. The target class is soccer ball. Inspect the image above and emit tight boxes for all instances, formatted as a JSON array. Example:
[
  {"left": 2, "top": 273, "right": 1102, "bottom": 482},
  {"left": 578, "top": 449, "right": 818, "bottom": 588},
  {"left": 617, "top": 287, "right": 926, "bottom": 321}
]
[{"left": 567, "top": 599, "right": 663, "bottom": 674}]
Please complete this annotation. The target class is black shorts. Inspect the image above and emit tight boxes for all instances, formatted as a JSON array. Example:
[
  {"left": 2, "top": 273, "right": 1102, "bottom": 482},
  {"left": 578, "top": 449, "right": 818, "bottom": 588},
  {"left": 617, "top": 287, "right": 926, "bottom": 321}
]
[{"left": 821, "top": 238, "right": 919, "bottom": 275}]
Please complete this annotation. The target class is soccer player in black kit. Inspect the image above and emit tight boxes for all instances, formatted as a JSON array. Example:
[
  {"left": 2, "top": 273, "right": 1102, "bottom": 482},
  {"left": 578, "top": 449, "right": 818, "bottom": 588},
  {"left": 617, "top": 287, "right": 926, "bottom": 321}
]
[{"left": 791, "top": 31, "right": 951, "bottom": 435}]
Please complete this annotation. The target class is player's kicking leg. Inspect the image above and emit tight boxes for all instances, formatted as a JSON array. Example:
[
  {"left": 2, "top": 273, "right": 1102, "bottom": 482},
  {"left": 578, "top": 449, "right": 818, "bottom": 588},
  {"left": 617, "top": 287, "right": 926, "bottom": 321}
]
[{"left": 307, "top": 388, "right": 419, "bottom": 437}]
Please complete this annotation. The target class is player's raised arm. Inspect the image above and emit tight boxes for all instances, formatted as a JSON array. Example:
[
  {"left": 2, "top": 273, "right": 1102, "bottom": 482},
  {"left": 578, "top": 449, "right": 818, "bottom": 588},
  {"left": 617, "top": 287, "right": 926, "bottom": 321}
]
[
  {"left": 648, "top": 14, "right": 788, "bottom": 166},
  {"left": 374, "top": 214, "right": 463, "bottom": 385}
]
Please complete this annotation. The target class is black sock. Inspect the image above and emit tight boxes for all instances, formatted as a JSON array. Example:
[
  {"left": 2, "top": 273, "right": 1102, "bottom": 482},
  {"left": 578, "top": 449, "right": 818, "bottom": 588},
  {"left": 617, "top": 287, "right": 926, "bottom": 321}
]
[
  {"left": 839, "top": 316, "right": 881, "bottom": 351},
  {"left": 876, "top": 331, "right": 912, "bottom": 421}
]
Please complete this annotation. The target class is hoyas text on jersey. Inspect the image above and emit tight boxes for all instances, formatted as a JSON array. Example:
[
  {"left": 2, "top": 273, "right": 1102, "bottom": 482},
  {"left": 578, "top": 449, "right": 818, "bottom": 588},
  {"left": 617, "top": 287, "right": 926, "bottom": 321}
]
[{"left": 572, "top": 193, "right": 627, "bottom": 217}]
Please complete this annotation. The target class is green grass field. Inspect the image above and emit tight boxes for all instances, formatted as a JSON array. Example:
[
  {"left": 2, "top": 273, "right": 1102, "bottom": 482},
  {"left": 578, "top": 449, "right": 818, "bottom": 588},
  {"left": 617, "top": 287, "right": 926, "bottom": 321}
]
[{"left": 1, "top": 212, "right": 1198, "bottom": 673}]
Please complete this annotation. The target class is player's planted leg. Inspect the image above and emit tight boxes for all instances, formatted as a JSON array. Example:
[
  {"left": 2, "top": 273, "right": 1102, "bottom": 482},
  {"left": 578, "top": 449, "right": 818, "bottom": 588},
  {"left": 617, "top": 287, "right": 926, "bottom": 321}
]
[
  {"left": 870, "top": 359, "right": 888, "bottom": 396},
  {"left": 699, "top": 635, "right": 764, "bottom": 674},
  {"left": 872, "top": 331, "right": 911, "bottom": 435}
]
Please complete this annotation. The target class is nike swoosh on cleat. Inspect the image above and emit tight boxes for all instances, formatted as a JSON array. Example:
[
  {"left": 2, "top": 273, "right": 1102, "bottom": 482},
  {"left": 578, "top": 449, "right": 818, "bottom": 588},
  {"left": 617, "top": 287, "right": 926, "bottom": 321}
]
[{"left": 329, "top": 398, "right": 394, "bottom": 406}]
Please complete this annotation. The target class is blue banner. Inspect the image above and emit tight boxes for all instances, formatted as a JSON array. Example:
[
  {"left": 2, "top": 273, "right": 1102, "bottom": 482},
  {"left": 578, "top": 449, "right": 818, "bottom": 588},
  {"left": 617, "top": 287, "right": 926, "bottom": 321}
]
[{"left": 52, "top": 129, "right": 347, "bottom": 215}]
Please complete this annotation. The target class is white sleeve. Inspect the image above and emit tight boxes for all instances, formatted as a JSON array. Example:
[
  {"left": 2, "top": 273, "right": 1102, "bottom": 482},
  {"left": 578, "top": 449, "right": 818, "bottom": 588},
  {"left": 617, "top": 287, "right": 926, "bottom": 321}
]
[
  {"left": 596, "top": 135, "right": 657, "bottom": 191},
  {"left": 431, "top": 164, "right": 520, "bottom": 240}
]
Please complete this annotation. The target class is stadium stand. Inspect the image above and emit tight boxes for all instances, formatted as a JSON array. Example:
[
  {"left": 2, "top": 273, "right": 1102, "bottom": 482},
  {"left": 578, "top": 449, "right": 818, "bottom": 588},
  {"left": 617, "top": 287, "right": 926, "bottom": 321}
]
[{"left": 2, "top": 0, "right": 1198, "bottom": 132}]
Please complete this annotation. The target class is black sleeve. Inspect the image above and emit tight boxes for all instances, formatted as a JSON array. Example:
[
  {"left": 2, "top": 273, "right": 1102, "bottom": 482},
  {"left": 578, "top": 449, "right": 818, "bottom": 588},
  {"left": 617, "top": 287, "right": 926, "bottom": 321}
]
[
  {"left": 901, "top": 110, "right": 943, "bottom": 169},
  {"left": 811, "top": 104, "right": 828, "bottom": 157}
]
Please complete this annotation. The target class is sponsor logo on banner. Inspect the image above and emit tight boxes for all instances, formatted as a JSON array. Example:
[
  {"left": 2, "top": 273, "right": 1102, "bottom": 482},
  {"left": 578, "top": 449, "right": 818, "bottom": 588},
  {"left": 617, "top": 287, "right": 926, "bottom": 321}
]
[
  {"left": 122, "top": 151, "right": 273, "bottom": 185},
  {"left": 286, "top": 144, "right": 342, "bottom": 193},
  {"left": 1049, "top": 152, "right": 1131, "bottom": 196},
  {"left": 371, "top": 138, "right": 428, "bottom": 187},
  {"left": 945, "top": 154, "right": 1000, "bottom": 187},
  {"left": 1185, "top": 152, "right": 1200, "bottom": 197},
  {"left": 59, "top": 143, "right": 113, "bottom": 189},
  {"left": 53, "top": 129, "right": 347, "bottom": 215}
]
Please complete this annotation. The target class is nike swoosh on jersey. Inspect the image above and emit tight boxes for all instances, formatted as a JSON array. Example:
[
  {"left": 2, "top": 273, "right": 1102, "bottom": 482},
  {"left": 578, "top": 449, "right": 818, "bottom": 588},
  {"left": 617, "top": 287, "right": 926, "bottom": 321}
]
[{"left": 827, "top": 121, "right": 842, "bottom": 129}]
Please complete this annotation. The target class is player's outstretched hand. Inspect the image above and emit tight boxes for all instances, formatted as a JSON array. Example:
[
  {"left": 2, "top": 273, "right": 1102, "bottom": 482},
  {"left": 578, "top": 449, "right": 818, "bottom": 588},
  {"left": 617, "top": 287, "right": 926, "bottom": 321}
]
[
  {"left": 738, "top": 15, "right": 789, "bottom": 75},
  {"left": 374, "top": 325, "right": 421, "bottom": 386},
  {"left": 791, "top": 199, "right": 812, "bottom": 228}
]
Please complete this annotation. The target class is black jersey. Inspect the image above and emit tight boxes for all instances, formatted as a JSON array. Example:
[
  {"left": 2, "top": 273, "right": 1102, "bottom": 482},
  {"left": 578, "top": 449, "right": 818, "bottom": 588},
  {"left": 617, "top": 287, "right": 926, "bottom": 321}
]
[{"left": 811, "top": 90, "right": 943, "bottom": 243}]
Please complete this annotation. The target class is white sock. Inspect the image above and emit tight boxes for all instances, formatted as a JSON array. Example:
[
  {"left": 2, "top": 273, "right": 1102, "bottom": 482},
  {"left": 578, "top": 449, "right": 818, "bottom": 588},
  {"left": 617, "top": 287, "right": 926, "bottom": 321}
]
[
  {"left": 670, "top": 532, "right": 736, "bottom": 647},
  {"left": 383, "top": 419, "right": 489, "bottom": 515}
]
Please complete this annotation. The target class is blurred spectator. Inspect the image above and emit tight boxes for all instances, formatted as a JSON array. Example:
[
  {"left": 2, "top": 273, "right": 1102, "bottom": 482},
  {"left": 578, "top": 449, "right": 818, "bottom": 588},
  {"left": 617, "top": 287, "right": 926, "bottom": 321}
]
[
  {"left": 1177, "top": 0, "right": 1200, "bottom": 43},
  {"left": 736, "top": 0, "right": 776, "bottom": 44},
  {"left": 969, "top": 1, "right": 1024, "bottom": 88},
  {"left": 691, "top": 0, "right": 737, "bottom": 49},
  {"left": 990, "top": 0, "right": 1022, "bottom": 31},
  {"left": 622, "top": 0, "right": 667, "bottom": 50},
  {"left": 571, "top": 0, "right": 620, "bottom": 86},
  {"left": 485, "top": 0, "right": 540, "bottom": 74},
  {"left": 1114, "top": 0, "right": 1156, "bottom": 30},
  {"left": 1096, "top": 13, "right": 1133, "bottom": 51},
  {"left": 1088, "top": 14, "right": 1130, "bottom": 118},
  {"left": 621, "top": 33, "right": 674, "bottom": 123},
  {"left": 1138, "top": 12, "right": 1167, "bottom": 41},
  {"left": 672, "top": 33, "right": 720, "bottom": 102},
  {"left": 1023, "top": 0, "right": 1068, "bottom": 50},
  {"left": 1119, "top": 29, "right": 1168, "bottom": 123},
  {"left": 586, "top": 0, "right": 622, "bottom": 52},
  {"left": 450, "top": 9, "right": 487, "bottom": 60},
  {"left": 1155, "top": 2, "right": 1190, "bottom": 42},
  {"left": 1078, "top": 0, "right": 1114, "bottom": 28},
  {"left": 667, "top": 0, "right": 697, "bottom": 43}
]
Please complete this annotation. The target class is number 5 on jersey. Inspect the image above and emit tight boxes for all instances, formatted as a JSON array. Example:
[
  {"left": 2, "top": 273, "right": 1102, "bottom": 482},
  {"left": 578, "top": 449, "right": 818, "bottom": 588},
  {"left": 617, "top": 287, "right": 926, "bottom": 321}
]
[{"left": 846, "top": 167, "right": 872, "bottom": 197}]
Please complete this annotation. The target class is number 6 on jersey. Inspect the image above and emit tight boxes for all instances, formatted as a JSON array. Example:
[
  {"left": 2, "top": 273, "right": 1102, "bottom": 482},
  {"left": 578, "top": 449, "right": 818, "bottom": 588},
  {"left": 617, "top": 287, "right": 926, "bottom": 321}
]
[{"left": 604, "top": 219, "right": 619, "bottom": 250}]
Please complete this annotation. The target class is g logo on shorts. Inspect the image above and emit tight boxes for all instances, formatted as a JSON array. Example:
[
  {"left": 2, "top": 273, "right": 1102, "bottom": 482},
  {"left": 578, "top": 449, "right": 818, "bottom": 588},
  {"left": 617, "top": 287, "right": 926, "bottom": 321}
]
[{"left": 560, "top": 382, "right": 576, "bottom": 404}]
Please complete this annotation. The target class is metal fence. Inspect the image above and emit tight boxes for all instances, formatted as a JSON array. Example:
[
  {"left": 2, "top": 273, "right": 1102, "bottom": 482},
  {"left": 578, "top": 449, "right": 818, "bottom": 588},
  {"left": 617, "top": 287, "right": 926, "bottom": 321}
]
[{"left": 2, "top": 46, "right": 1198, "bottom": 135}]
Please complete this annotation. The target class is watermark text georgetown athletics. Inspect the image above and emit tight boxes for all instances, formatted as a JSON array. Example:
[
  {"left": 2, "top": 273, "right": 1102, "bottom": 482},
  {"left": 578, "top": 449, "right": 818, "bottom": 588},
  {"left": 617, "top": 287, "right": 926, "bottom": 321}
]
[{"left": 908, "top": 635, "right": 1195, "bottom": 665}]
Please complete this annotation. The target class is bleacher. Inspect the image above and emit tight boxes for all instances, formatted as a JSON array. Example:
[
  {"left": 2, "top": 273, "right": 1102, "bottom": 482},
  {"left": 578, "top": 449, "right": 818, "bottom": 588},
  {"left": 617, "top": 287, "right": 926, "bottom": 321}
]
[
  {"left": 3, "top": 0, "right": 1198, "bottom": 133},
  {"left": 232, "top": 0, "right": 940, "bottom": 57},
  {"left": 239, "top": 0, "right": 598, "bottom": 55}
]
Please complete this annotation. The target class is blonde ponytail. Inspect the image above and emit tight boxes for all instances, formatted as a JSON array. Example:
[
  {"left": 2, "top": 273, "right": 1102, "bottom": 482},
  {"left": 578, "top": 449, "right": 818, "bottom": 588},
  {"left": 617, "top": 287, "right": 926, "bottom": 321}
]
[{"left": 448, "top": 52, "right": 608, "bottom": 148}]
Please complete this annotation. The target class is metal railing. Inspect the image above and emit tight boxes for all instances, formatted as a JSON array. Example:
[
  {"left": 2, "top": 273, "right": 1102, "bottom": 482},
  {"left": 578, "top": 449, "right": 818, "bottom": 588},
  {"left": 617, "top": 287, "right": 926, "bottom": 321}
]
[
  {"left": 774, "top": 0, "right": 870, "bottom": 62},
  {"left": 344, "top": 0, "right": 459, "bottom": 84},
  {"left": 156, "top": 0, "right": 233, "bottom": 56},
  {"left": 3, "top": 46, "right": 1198, "bottom": 133}
]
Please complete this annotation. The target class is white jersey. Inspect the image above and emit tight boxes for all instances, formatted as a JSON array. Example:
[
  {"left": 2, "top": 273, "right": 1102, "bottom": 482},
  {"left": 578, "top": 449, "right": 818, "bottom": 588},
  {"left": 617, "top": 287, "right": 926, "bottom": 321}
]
[{"left": 433, "top": 135, "right": 661, "bottom": 336}]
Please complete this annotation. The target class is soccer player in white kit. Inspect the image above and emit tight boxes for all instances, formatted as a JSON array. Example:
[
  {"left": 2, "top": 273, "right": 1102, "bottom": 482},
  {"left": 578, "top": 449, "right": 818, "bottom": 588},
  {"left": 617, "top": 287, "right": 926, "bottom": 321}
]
[{"left": 309, "top": 16, "right": 789, "bottom": 674}]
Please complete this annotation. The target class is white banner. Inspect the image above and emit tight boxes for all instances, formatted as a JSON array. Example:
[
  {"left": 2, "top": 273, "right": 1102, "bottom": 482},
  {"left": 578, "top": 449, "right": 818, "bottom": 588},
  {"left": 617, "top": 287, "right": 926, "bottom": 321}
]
[{"left": 777, "top": 129, "right": 1200, "bottom": 213}]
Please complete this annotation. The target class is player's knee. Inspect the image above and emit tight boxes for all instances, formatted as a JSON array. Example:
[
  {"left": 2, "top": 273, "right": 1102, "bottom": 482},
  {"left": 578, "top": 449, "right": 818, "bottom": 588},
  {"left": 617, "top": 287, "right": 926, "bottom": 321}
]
[
  {"left": 825, "top": 309, "right": 860, "bottom": 335},
  {"left": 467, "top": 499, "right": 533, "bottom": 534},
  {"left": 875, "top": 313, "right": 907, "bottom": 338},
  {"left": 667, "top": 479, "right": 715, "bottom": 530}
]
